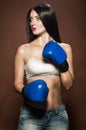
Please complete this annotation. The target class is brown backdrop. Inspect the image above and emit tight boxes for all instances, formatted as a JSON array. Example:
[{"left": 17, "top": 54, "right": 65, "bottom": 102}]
[{"left": 0, "top": 0, "right": 86, "bottom": 130}]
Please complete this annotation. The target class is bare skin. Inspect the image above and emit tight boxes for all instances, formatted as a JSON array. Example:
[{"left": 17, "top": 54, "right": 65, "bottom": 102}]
[{"left": 14, "top": 10, "right": 74, "bottom": 110}]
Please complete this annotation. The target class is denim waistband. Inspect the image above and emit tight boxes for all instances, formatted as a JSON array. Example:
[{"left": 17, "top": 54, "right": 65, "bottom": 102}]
[
  {"left": 23, "top": 103, "right": 66, "bottom": 116},
  {"left": 46, "top": 105, "right": 65, "bottom": 114}
]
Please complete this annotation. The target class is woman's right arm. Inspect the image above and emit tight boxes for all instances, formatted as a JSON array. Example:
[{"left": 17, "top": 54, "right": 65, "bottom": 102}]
[{"left": 14, "top": 45, "right": 25, "bottom": 93}]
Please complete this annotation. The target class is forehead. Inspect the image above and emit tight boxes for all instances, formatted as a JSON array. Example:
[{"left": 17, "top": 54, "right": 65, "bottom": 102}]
[{"left": 30, "top": 10, "right": 39, "bottom": 17}]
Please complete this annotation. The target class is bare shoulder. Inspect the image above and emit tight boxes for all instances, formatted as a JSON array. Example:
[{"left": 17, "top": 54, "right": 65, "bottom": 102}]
[
  {"left": 17, "top": 43, "right": 29, "bottom": 55},
  {"left": 60, "top": 42, "right": 72, "bottom": 53}
]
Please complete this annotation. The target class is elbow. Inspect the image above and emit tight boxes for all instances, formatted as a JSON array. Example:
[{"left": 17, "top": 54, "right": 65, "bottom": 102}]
[
  {"left": 62, "top": 76, "right": 74, "bottom": 89},
  {"left": 14, "top": 82, "right": 19, "bottom": 92},
  {"left": 64, "top": 82, "right": 73, "bottom": 90}
]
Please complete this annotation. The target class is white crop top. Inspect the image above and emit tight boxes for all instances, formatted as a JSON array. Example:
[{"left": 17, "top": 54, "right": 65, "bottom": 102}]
[{"left": 25, "top": 45, "right": 60, "bottom": 79}]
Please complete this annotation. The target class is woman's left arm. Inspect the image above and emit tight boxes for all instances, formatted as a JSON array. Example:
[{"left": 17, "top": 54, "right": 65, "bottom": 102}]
[{"left": 60, "top": 43, "right": 74, "bottom": 89}]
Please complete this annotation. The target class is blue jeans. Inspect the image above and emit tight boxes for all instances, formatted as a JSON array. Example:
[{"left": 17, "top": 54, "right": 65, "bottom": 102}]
[{"left": 18, "top": 104, "right": 69, "bottom": 130}]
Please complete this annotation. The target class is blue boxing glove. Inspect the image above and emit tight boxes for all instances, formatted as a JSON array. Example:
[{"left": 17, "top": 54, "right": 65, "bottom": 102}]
[
  {"left": 42, "top": 40, "right": 69, "bottom": 73},
  {"left": 22, "top": 80, "right": 49, "bottom": 102}
]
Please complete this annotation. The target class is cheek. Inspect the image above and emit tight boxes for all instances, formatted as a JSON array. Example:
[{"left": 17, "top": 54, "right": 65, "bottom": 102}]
[
  {"left": 39, "top": 23, "right": 45, "bottom": 31},
  {"left": 38, "top": 21, "right": 45, "bottom": 28}
]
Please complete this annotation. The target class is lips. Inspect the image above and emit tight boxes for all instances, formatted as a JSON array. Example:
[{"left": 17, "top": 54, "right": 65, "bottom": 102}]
[{"left": 31, "top": 27, "right": 37, "bottom": 31}]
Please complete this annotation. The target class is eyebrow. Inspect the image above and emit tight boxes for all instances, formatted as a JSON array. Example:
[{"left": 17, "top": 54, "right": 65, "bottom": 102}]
[{"left": 30, "top": 15, "right": 39, "bottom": 19}]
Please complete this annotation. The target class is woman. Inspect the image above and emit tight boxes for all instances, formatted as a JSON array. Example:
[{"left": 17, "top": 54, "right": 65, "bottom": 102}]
[{"left": 14, "top": 3, "right": 74, "bottom": 130}]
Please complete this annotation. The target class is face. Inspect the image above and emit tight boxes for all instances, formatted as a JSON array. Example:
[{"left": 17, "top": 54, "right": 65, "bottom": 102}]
[{"left": 29, "top": 10, "right": 46, "bottom": 36}]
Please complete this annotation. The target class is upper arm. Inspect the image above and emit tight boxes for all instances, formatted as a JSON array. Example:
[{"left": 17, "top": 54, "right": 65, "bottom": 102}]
[
  {"left": 63, "top": 43, "right": 74, "bottom": 78},
  {"left": 14, "top": 46, "right": 25, "bottom": 85}
]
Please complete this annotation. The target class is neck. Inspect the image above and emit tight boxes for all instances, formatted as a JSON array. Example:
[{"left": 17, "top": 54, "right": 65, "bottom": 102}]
[{"left": 37, "top": 32, "right": 53, "bottom": 46}]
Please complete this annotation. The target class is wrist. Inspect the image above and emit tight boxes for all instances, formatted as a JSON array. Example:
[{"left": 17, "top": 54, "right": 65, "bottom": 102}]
[
  {"left": 58, "top": 60, "right": 69, "bottom": 73},
  {"left": 21, "top": 87, "right": 27, "bottom": 100}
]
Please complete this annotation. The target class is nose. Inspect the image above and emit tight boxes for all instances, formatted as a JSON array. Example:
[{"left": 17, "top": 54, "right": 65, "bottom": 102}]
[{"left": 30, "top": 18, "right": 37, "bottom": 26}]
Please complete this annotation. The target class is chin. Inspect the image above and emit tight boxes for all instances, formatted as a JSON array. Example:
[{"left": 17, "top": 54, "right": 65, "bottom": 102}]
[{"left": 32, "top": 30, "right": 45, "bottom": 36}]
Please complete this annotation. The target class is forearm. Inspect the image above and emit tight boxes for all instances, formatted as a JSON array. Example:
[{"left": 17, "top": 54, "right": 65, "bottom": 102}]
[
  {"left": 14, "top": 82, "right": 24, "bottom": 93},
  {"left": 60, "top": 70, "right": 74, "bottom": 89}
]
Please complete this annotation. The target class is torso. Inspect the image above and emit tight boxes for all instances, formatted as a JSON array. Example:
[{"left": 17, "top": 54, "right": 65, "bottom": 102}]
[
  {"left": 25, "top": 76, "right": 63, "bottom": 110},
  {"left": 23, "top": 40, "right": 66, "bottom": 110}
]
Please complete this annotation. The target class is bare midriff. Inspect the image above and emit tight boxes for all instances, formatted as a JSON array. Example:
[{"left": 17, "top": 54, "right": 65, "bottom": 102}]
[{"left": 24, "top": 76, "right": 63, "bottom": 110}]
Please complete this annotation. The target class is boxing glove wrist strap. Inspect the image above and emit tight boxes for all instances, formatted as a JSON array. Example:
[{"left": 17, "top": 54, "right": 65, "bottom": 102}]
[{"left": 58, "top": 60, "right": 69, "bottom": 73}]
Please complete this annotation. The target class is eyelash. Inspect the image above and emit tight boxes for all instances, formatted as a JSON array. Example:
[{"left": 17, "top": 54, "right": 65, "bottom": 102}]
[
  {"left": 37, "top": 17, "right": 40, "bottom": 20},
  {"left": 29, "top": 17, "right": 40, "bottom": 22}
]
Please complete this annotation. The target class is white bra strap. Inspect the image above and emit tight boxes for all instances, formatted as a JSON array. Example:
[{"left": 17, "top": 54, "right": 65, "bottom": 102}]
[{"left": 28, "top": 44, "right": 32, "bottom": 57}]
